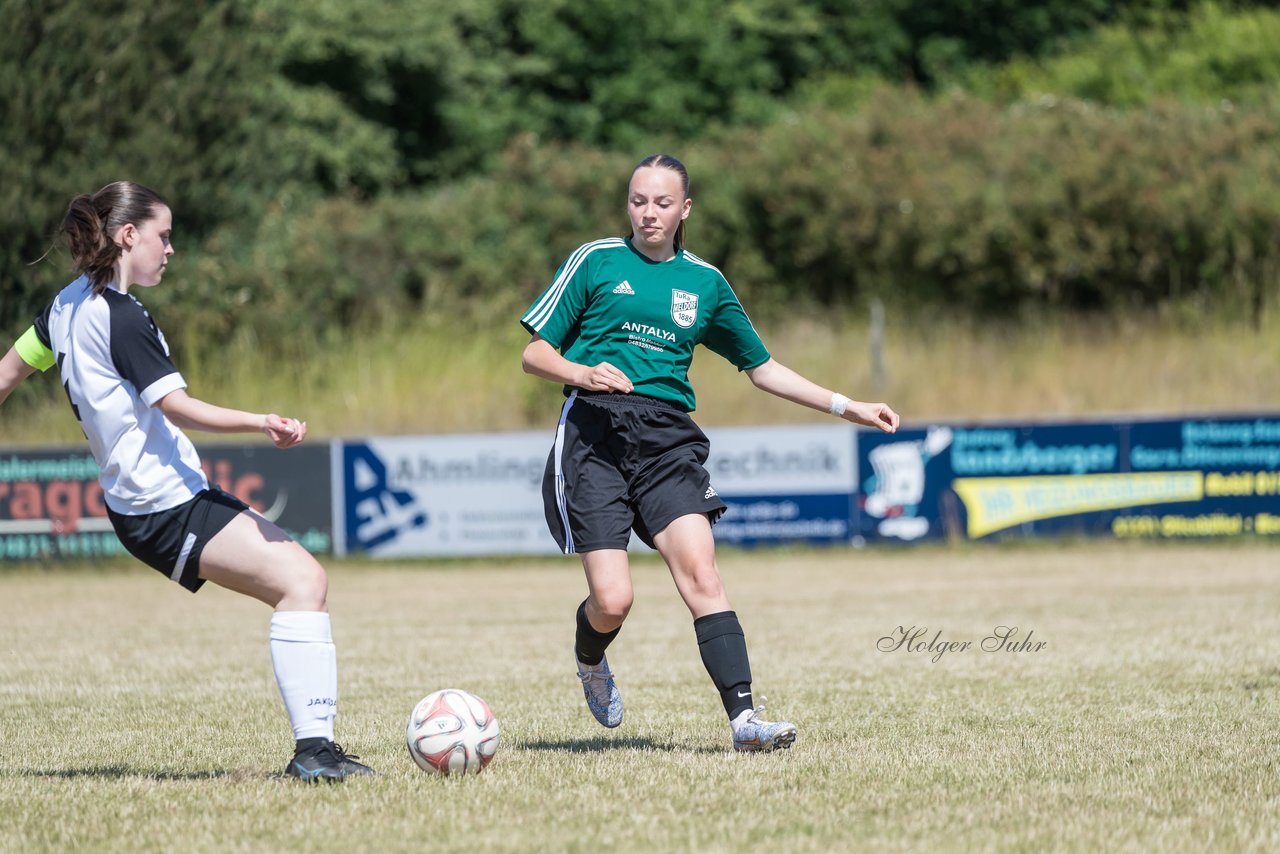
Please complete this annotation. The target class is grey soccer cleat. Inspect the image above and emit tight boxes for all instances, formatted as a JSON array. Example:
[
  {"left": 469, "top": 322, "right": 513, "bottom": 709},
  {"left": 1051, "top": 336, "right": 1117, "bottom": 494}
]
[
  {"left": 576, "top": 654, "right": 624, "bottom": 728},
  {"left": 732, "top": 700, "right": 797, "bottom": 753}
]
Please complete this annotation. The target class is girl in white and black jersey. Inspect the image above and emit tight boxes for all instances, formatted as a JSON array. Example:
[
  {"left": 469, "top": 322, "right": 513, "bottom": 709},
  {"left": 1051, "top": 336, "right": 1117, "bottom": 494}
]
[{"left": 0, "top": 182, "right": 371, "bottom": 782}]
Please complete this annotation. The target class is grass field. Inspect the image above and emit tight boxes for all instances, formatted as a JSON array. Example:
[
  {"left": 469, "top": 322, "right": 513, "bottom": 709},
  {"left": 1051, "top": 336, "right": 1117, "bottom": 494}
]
[{"left": 1, "top": 542, "right": 1277, "bottom": 852}]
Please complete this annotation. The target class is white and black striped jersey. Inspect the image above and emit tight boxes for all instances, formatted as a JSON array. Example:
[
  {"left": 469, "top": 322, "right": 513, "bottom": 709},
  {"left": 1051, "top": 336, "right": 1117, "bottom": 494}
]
[{"left": 20, "top": 276, "right": 208, "bottom": 515}]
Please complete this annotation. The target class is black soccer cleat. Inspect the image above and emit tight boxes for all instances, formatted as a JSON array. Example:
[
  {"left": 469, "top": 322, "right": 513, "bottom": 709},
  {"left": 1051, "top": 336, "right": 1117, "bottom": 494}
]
[
  {"left": 286, "top": 737, "right": 375, "bottom": 782},
  {"left": 332, "top": 743, "right": 376, "bottom": 777}
]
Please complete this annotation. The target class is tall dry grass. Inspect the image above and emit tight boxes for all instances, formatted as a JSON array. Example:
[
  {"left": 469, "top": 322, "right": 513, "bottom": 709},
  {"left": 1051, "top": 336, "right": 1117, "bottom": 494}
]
[{"left": 0, "top": 305, "right": 1275, "bottom": 447}]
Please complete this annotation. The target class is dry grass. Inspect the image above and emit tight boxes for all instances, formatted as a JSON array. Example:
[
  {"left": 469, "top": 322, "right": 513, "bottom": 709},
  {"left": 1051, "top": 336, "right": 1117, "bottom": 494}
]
[
  {"left": 1, "top": 305, "right": 1275, "bottom": 448},
  {"left": 691, "top": 305, "right": 1280, "bottom": 426},
  {"left": 1, "top": 541, "right": 1278, "bottom": 852}
]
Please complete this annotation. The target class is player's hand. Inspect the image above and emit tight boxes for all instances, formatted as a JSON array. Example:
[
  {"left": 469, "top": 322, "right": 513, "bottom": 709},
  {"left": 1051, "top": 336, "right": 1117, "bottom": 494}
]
[
  {"left": 844, "top": 401, "right": 899, "bottom": 433},
  {"left": 578, "top": 361, "right": 633, "bottom": 394},
  {"left": 263, "top": 413, "right": 307, "bottom": 448}
]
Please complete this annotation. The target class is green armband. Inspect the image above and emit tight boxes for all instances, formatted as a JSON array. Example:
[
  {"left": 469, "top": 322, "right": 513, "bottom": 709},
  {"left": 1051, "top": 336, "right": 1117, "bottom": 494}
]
[{"left": 15, "top": 326, "right": 55, "bottom": 372}]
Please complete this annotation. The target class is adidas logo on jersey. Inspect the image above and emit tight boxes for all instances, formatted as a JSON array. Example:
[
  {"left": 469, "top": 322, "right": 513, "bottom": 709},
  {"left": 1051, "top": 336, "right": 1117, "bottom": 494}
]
[
  {"left": 612, "top": 281, "right": 635, "bottom": 295},
  {"left": 705, "top": 485, "right": 718, "bottom": 500}
]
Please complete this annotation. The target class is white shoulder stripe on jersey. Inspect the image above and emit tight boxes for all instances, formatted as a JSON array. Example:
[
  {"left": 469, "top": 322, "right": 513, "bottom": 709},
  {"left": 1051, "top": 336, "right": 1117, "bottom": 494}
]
[
  {"left": 522, "top": 238, "right": 625, "bottom": 332},
  {"left": 523, "top": 237, "right": 624, "bottom": 330},
  {"left": 681, "top": 250, "right": 726, "bottom": 278},
  {"left": 683, "top": 251, "right": 764, "bottom": 337}
]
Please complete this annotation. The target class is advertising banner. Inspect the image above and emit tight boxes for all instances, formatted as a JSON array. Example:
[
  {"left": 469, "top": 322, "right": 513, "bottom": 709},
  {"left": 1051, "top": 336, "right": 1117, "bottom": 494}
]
[
  {"left": 0, "top": 443, "right": 331, "bottom": 561},
  {"left": 855, "top": 426, "right": 957, "bottom": 543},
  {"left": 947, "top": 420, "right": 1130, "bottom": 539},
  {"left": 8, "top": 413, "right": 1273, "bottom": 561},
  {"left": 0, "top": 450, "right": 119, "bottom": 560},
  {"left": 336, "top": 424, "right": 860, "bottom": 556},
  {"left": 335, "top": 432, "right": 559, "bottom": 557},
  {"left": 704, "top": 424, "right": 856, "bottom": 546},
  {"left": 200, "top": 443, "right": 333, "bottom": 553},
  {"left": 1111, "top": 417, "right": 1280, "bottom": 539},
  {"left": 857, "top": 415, "right": 1280, "bottom": 543}
]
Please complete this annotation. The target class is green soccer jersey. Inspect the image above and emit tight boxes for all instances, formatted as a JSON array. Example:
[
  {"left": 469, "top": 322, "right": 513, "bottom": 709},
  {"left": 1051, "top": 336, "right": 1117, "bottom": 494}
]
[{"left": 521, "top": 237, "right": 770, "bottom": 411}]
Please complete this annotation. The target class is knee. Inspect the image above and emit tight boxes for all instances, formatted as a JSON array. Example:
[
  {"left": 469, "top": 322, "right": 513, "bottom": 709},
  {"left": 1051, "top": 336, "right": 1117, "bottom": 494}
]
[
  {"left": 683, "top": 562, "right": 725, "bottom": 600},
  {"left": 280, "top": 555, "right": 328, "bottom": 611},
  {"left": 591, "top": 589, "right": 633, "bottom": 625}
]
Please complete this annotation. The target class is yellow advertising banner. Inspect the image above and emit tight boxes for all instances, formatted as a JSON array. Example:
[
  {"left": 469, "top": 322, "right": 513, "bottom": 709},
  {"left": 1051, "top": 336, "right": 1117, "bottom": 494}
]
[{"left": 952, "top": 471, "right": 1205, "bottom": 539}]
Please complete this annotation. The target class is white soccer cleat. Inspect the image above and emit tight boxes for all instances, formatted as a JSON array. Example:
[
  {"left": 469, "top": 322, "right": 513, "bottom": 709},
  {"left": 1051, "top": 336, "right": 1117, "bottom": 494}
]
[{"left": 731, "top": 699, "right": 797, "bottom": 753}]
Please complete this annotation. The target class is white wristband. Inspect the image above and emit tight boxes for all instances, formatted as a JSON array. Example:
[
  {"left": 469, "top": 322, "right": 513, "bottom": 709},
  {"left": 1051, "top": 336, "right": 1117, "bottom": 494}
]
[{"left": 829, "top": 393, "right": 850, "bottom": 417}]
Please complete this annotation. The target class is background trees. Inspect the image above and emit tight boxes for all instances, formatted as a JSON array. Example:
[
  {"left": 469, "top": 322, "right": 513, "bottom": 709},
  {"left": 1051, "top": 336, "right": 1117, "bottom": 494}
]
[{"left": 4, "top": 0, "right": 1278, "bottom": 359}]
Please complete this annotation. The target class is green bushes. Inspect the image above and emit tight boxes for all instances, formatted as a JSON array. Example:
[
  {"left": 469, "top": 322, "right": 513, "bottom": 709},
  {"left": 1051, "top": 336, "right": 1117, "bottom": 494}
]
[
  {"left": 182, "top": 90, "right": 1277, "bottom": 353},
  {"left": 971, "top": 3, "right": 1280, "bottom": 107}
]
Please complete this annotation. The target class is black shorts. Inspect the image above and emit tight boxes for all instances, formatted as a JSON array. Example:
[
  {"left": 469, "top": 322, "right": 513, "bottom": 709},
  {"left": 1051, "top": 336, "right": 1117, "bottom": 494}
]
[
  {"left": 542, "top": 391, "right": 728, "bottom": 553},
  {"left": 107, "top": 488, "right": 250, "bottom": 593}
]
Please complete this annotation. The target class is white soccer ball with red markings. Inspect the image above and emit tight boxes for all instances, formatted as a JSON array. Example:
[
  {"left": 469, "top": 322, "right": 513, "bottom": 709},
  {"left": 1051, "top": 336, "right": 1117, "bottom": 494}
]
[{"left": 406, "top": 689, "right": 500, "bottom": 776}]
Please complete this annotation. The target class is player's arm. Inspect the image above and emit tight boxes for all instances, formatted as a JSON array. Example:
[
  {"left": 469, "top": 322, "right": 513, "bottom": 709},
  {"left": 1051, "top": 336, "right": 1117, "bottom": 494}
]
[
  {"left": 155, "top": 389, "right": 307, "bottom": 449},
  {"left": 0, "top": 345, "right": 39, "bottom": 407},
  {"left": 745, "top": 358, "right": 899, "bottom": 433},
  {"left": 521, "top": 334, "right": 633, "bottom": 394},
  {"left": 0, "top": 324, "right": 55, "bottom": 407}
]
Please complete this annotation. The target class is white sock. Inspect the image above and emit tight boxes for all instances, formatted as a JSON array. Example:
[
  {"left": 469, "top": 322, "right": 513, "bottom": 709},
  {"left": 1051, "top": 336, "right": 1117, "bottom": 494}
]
[{"left": 270, "top": 611, "right": 337, "bottom": 742}]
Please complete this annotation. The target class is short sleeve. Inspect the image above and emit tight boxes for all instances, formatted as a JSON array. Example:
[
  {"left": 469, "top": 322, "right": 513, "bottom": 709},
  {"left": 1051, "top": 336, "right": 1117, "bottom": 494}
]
[
  {"left": 702, "top": 282, "right": 770, "bottom": 371},
  {"left": 520, "top": 244, "right": 595, "bottom": 349},
  {"left": 108, "top": 296, "right": 186, "bottom": 406}
]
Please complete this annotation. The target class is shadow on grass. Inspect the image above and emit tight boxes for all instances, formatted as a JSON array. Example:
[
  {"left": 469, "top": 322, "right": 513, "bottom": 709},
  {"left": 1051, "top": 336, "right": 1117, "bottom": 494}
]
[
  {"left": 11, "top": 766, "right": 250, "bottom": 781},
  {"left": 514, "top": 736, "right": 722, "bottom": 754}
]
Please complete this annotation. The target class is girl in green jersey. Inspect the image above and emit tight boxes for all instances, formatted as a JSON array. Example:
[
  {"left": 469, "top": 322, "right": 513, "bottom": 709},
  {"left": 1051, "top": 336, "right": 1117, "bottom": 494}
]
[{"left": 521, "top": 154, "right": 899, "bottom": 751}]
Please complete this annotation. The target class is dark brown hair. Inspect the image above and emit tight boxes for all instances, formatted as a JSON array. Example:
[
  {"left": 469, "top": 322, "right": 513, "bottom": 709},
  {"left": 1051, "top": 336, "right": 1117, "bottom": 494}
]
[
  {"left": 631, "top": 154, "right": 690, "bottom": 250},
  {"left": 61, "top": 182, "right": 167, "bottom": 293}
]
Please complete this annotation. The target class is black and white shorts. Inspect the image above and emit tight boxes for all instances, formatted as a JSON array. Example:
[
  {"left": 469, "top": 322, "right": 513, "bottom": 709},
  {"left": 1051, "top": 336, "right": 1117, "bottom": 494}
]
[
  {"left": 107, "top": 488, "right": 250, "bottom": 593},
  {"left": 542, "top": 390, "right": 727, "bottom": 553}
]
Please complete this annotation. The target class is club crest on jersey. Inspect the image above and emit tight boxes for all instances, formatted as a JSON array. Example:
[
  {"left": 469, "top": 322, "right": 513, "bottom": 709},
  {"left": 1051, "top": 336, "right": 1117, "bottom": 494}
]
[{"left": 671, "top": 290, "right": 698, "bottom": 328}]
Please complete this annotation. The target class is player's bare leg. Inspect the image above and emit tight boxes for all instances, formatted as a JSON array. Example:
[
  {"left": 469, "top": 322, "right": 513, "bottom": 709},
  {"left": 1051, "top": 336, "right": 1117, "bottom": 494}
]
[
  {"left": 654, "top": 514, "right": 796, "bottom": 752},
  {"left": 200, "top": 510, "right": 374, "bottom": 780},
  {"left": 575, "top": 549, "right": 630, "bottom": 727}
]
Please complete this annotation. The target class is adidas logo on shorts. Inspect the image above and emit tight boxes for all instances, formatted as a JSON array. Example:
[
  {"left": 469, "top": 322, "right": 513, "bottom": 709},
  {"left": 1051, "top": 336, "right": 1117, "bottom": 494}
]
[
  {"left": 612, "top": 281, "right": 635, "bottom": 295},
  {"left": 705, "top": 485, "right": 718, "bottom": 499}
]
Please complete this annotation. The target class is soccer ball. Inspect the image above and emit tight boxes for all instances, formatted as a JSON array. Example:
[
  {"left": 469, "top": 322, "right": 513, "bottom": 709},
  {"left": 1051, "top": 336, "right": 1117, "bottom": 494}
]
[{"left": 406, "top": 689, "right": 500, "bottom": 776}]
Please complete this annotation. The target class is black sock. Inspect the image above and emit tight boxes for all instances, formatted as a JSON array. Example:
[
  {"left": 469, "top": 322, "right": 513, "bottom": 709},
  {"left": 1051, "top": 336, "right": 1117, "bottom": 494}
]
[
  {"left": 694, "top": 610, "right": 754, "bottom": 720},
  {"left": 574, "top": 599, "right": 620, "bottom": 666}
]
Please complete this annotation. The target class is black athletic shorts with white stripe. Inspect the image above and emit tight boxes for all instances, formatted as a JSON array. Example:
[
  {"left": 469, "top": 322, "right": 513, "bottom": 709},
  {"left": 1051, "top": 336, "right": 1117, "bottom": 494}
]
[
  {"left": 542, "top": 391, "right": 728, "bottom": 553},
  {"left": 106, "top": 488, "right": 250, "bottom": 593}
]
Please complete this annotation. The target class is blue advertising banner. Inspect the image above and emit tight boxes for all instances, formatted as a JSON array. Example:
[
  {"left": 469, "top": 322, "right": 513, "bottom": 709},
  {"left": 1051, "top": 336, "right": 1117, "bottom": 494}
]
[
  {"left": 714, "top": 493, "right": 853, "bottom": 546},
  {"left": 948, "top": 420, "right": 1130, "bottom": 539},
  {"left": 704, "top": 425, "right": 856, "bottom": 547},
  {"left": 857, "top": 415, "right": 1280, "bottom": 542},
  {"left": 855, "top": 427, "right": 956, "bottom": 542},
  {"left": 1111, "top": 417, "right": 1280, "bottom": 539}
]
